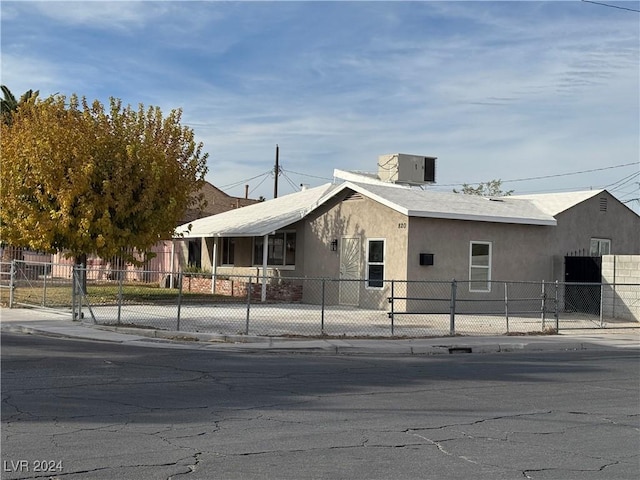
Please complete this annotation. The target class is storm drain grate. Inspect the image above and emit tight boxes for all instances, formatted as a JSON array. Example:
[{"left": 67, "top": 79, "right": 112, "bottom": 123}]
[{"left": 448, "top": 347, "right": 473, "bottom": 354}]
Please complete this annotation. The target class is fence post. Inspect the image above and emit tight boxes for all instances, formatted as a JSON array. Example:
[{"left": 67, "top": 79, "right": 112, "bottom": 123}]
[
  {"left": 504, "top": 282, "right": 509, "bottom": 334},
  {"left": 176, "top": 272, "right": 183, "bottom": 331},
  {"left": 541, "top": 280, "right": 546, "bottom": 330},
  {"left": 9, "top": 260, "right": 16, "bottom": 308},
  {"left": 71, "top": 264, "right": 78, "bottom": 321},
  {"left": 554, "top": 281, "right": 559, "bottom": 332},
  {"left": 321, "top": 278, "right": 326, "bottom": 335},
  {"left": 42, "top": 265, "right": 48, "bottom": 307},
  {"left": 449, "top": 279, "right": 457, "bottom": 336},
  {"left": 246, "top": 275, "right": 252, "bottom": 335},
  {"left": 390, "top": 280, "right": 395, "bottom": 336},
  {"left": 599, "top": 282, "right": 604, "bottom": 328},
  {"left": 117, "top": 270, "right": 124, "bottom": 325}
]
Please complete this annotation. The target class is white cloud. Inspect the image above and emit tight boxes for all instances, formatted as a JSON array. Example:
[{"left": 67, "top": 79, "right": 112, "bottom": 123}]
[{"left": 1, "top": 1, "right": 638, "bottom": 209}]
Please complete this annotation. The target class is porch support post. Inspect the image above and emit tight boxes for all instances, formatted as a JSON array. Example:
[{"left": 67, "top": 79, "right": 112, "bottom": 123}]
[
  {"left": 212, "top": 237, "right": 218, "bottom": 294},
  {"left": 261, "top": 234, "right": 269, "bottom": 302}
]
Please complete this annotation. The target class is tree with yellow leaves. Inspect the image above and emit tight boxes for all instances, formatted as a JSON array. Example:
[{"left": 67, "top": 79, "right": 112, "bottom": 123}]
[{"left": 0, "top": 93, "right": 208, "bottom": 271}]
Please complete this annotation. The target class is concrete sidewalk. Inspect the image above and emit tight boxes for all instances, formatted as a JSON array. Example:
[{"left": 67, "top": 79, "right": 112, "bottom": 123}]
[{"left": 1, "top": 307, "right": 639, "bottom": 355}]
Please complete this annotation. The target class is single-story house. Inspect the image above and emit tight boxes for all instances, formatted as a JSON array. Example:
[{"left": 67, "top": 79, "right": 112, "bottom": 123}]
[{"left": 175, "top": 166, "right": 639, "bottom": 308}]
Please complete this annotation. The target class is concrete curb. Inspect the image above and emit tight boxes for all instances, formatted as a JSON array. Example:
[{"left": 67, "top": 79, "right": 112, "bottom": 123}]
[{"left": 2, "top": 316, "right": 638, "bottom": 355}]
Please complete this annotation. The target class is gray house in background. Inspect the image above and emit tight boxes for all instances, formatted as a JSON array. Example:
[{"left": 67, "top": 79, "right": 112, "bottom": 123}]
[{"left": 175, "top": 159, "right": 639, "bottom": 310}]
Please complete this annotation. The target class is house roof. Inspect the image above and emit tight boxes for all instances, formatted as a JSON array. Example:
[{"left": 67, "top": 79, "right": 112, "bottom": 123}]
[
  {"left": 175, "top": 183, "right": 338, "bottom": 238},
  {"left": 509, "top": 190, "right": 604, "bottom": 216},
  {"left": 175, "top": 180, "right": 567, "bottom": 239},
  {"left": 320, "top": 182, "right": 557, "bottom": 226}
]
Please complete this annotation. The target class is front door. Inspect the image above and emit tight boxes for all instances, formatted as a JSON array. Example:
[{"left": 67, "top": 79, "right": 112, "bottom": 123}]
[{"left": 339, "top": 237, "right": 361, "bottom": 306}]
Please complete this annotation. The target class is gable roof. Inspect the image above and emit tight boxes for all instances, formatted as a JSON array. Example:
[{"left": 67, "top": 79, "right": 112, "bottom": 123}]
[
  {"left": 176, "top": 180, "right": 564, "bottom": 238},
  {"left": 176, "top": 183, "right": 338, "bottom": 238},
  {"left": 319, "top": 181, "right": 557, "bottom": 226},
  {"left": 509, "top": 190, "right": 603, "bottom": 216}
]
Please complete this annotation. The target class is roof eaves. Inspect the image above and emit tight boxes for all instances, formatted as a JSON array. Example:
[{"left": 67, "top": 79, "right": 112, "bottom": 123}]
[
  {"left": 406, "top": 209, "right": 557, "bottom": 226},
  {"left": 322, "top": 181, "right": 410, "bottom": 215}
]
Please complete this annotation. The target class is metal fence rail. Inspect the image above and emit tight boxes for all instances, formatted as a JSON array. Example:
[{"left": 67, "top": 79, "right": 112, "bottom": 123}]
[{"left": 3, "top": 261, "right": 639, "bottom": 337}]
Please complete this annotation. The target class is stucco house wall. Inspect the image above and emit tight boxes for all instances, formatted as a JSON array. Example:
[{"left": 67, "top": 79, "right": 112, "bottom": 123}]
[
  {"left": 543, "top": 191, "right": 640, "bottom": 283},
  {"left": 406, "top": 217, "right": 553, "bottom": 283},
  {"left": 304, "top": 191, "right": 409, "bottom": 308}
]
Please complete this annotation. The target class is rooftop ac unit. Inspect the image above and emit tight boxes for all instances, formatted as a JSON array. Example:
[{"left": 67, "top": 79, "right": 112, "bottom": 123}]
[{"left": 377, "top": 154, "right": 436, "bottom": 185}]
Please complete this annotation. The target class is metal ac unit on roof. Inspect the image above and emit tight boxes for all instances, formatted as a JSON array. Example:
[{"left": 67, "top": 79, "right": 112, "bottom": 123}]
[{"left": 377, "top": 154, "right": 436, "bottom": 185}]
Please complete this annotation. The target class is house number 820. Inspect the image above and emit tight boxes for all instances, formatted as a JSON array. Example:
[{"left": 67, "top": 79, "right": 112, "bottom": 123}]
[{"left": 398, "top": 222, "right": 407, "bottom": 229}]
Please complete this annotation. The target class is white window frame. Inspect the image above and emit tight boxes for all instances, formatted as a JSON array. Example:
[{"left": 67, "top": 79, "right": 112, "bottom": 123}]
[
  {"left": 589, "top": 238, "right": 611, "bottom": 256},
  {"left": 469, "top": 241, "right": 492, "bottom": 292},
  {"left": 366, "top": 238, "right": 385, "bottom": 289}
]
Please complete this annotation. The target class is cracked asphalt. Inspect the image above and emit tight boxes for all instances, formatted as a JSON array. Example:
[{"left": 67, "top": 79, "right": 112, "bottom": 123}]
[{"left": 1, "top": 332, "right": 639, "bottom": 480}]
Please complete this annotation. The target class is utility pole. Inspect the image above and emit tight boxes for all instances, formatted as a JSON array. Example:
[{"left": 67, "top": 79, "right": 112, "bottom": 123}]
[{"left": 274, "top": 144, "right": 280, "bottom": 199}]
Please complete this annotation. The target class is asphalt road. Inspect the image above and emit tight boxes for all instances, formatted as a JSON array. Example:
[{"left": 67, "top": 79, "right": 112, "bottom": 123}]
[{"left": 1, "top": 333, "right": 639, "bottom": 480}]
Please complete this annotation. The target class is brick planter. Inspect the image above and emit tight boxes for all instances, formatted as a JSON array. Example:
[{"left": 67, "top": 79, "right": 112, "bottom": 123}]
[{"left": 182, "top": 276, "right": 303, "bottom": 302}]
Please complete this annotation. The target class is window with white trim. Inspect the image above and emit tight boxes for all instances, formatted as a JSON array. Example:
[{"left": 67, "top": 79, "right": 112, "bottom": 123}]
[
  {"left": 589, "top": 238, "right": 611, "bottom": 256},
  {"left": 253, "top": 232, "right": 296, "bottom": 266},
  {"left": 469, "top": 241, "right": 491, "bottom": 292},
  {"left": 367, "top": 239, "right": 385, "bottom": 288}
]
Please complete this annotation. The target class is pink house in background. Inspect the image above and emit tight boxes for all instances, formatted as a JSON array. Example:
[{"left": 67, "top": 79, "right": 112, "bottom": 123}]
[{"left": 47, "top": 181, "right": 260, "bottom": 279}]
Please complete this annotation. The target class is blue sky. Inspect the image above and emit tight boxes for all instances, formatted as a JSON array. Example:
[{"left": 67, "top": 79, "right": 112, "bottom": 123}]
[{"left": 2, "top": 1, "right": 639, "bottom": 212}]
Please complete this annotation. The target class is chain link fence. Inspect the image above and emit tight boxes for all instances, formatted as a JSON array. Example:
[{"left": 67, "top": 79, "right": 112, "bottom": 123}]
[
  {"left": 3, "top": 261, "right": 639, "bottom": 337},
  {"left": 1, "top": 260, "right": 73, "bottom": 309}
]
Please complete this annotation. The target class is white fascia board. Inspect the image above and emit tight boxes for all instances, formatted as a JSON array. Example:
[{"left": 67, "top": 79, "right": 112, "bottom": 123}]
[
  {"left": 406, "top": 209, "right": 557, "bottom": 226},
  {"left": 317, "top": 181, "right": 409, "bottom": 215}
]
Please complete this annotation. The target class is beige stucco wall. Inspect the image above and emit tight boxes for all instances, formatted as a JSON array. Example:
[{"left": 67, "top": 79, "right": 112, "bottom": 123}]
[
  {"left": 305, "top": 192, "right": 409, "bottom": 279},
  {"left": 549, "top": 191, "right": 640, "bottom": 282},
  {"left": 303, "top": 191, "right": 409, "bottom": 307},
  {"left": 406, "top": 217, "right": 553, "bottom": 283}
]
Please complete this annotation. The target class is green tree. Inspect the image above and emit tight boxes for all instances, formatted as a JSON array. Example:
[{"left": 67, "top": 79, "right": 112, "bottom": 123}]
[
  {"left": 453, "top": 179, "right": 513, "bottom": 196},
  {"left": 1, "top": 85, "right": 39, "bottom": 125},
  {"left": 1, "top": 85, "right": 40, "bottom": 264},
  {"left": 0, "top": 94, "right": 208, "bottom": 269}
]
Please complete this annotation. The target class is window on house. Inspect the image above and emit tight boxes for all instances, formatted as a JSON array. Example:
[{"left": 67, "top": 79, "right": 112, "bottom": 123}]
[
  {"left": 253, "top": 232, "right": 296, "bottom": 266},
  {"left": 188, "top": 239, "right": 201, "bottom": 269},
  {"left": 589, "top": 238, "right": 611, "bottom": 256},
  {"left": 221, "top": 238, "right": 235, "bottom": 265},
  {"left": 367, "top": 239, "right": 385, "bottom": 288},
  {"left": 469, "top": 242, "right": 491, "bottom": 292}
]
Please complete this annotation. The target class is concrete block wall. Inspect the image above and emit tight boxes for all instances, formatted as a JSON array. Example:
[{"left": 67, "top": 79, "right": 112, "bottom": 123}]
[{"left": 601, "top": 255, "right": 640, "bottom": 321}]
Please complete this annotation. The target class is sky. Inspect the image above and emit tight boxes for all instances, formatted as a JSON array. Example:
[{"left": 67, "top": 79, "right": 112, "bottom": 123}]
[{"left": 2, "top": 0, "right": 639, "bottom": 212}]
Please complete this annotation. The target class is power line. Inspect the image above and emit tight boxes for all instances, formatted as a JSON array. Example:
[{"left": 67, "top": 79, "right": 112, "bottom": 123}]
[
  {"left": 282, "top": 169, "right": 333, "bottom": 181},
  {"left": 500, "top": 162, "right": 639, "bottom": 184},
  {"left": 248, "top": 174, "right": 271, "bottom": 196},
  {"left": 604, "top": 171, "right": 640, "bottom": 191},
  {"left": 220, "top": 170, "right": 272, "bottom": 190},
  {"left": 280, "top": 170, "right": 302, "bottom": 193},
  {"left": 581, "top": 0, "right": 640, "bottom": 13},
  {"left": 439, "top": 162, "right": 639, "bottom": 187}
]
